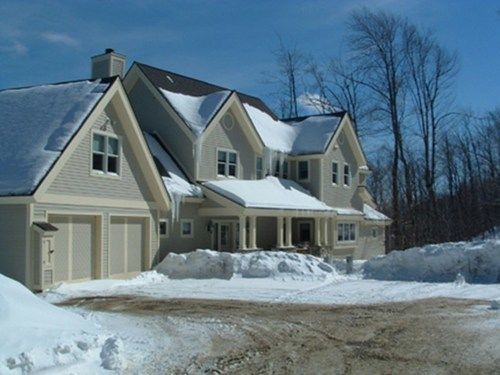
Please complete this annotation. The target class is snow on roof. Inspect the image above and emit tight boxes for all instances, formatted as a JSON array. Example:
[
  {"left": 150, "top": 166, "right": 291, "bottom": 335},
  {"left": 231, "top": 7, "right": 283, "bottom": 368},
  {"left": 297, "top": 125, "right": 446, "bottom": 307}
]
[
  {"left": 0, "top": 79, "right": 109, "bottom": 196},
  {"left": 160, "top": 88, "right": 231, "bottom": 136},
  {"left": 243, "top": 103, "right": 342, "bottom": 155},
  {"left": 333, "top": 207, "right": 364, "bottom": 216},
  {"left": 144, "top": 133, "right": 202, "bottom": 198},
  {"left": 363, "top": 204, "right": 390, "bottom": 221},
  {"left": 203, "top": 176, "right": 334, "bottom": 211}
]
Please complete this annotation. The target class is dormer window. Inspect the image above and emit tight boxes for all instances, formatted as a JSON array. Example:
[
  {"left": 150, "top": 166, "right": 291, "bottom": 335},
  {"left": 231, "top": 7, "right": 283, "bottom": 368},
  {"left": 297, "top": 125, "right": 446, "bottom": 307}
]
[
  {"left": 332, "top": 162, "right": 339, "bottom": 185},
  {"left": 217, "top": 149, "right": 237, "bottom": 177},
  {"left": 298, "top": 160, "right": 309, "bottom": 181},
  {"left": 92, "top": 132, "right": 120, "bottom": 175}
]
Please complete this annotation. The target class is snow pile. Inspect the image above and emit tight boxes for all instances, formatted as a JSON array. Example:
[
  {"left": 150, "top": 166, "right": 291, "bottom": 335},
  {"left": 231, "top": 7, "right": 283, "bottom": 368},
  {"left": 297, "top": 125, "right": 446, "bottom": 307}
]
[
  {"left": 0, "top": 80, "right": 108, "bottom": 196},
  {"left": 0, "top": 273, "right": 112, "bottom": 373},
  {"left": 491, "top": 300, "right": 500, "bottom": 310},
  {"left": 203, "top": 176, "right": 334, "bottom": 211},
  {"left": 363, "top": 239, "right": 500, "bottom": 284},
  {"left": 156, "top": 250, "right": 234, "bottom": 280},
  {"left": 161, "top": 89, "right": 231, "bottom": 135},
  {"left": 233, "top": 251, "right": 336, "bottom": 280},
  {"left": 156, "top": 250, "right": 336, "bottom": 281}
]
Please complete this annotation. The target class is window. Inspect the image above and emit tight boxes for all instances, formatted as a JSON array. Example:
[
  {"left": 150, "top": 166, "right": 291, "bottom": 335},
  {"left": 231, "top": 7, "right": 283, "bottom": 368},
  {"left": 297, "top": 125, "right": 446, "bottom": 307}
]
[
  {"left": 159, "top": 219, "right": 169, "bottom": 238},
  {"left": 274, "top": 159, "right": 280, "bottom": 177},
  {"left": 180, "top": 219, "right": 194, "bottom": 238},
  {"left": 298, "top": 160, "right": 309, "bottom": 181},
  {"left": 217, "top": 150, "right": 237, "bottom": 177},
  {"left": 344, "top": 163, "right": 351, "bottom": 186},
  {"left": 332, "top": 162, "right": 339, "bottom": 185},
  {"left": 372, "top": 227, "right": 378, "bottom": 238},
  {"left": 282, "top": 160, "right": 289, "bottom": 179},
  {"left": 337, "top": 223, "right": 356, "bottom": 242},
  {"left": 92, "top": 133, "right": 120, "bottom": 175},
  {"left": 256, "top": 157, "right": 263, "bottom": 179}
]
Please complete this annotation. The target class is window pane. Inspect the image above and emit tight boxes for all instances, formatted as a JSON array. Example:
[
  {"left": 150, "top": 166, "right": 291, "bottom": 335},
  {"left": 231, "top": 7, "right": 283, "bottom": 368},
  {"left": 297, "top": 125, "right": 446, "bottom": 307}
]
[
  {"left": 283, "top": 161, "right": 288, "bottom": 178},
  {"left": 218, "top": 151, "right": 226, "bottom": 162},
  {"left": 228, "top": 152, "right": 237, "bottom": 163},
  {"left": 256, "top": 157, "right": 263, "bottom": 179},
  {"left": 182, "top": 222, "right": 192, "bottom": 235},
  {"left": 217, "top": 163, "right": 226, "bottom": 175},
  {"left": 228, "top": 164, "right": 236, "bottom": 176},
  {"left": 350, "top": 224, "right": 356, "bottom": 240},
  {"left": 93, "top": 134, "right": 105, "bottom": 152},
  {"left": 108, "top": 156, "right": 118, "bottom": 173},
  {"left": 159, "top": 221, "right": 167, "bottom": 236},
  {"left": 299, "top": 161, "right": 308, "bottom": 179},
  {"left": 108, "top": 137, "right": 119, "bottom": 155},
  {"left": 337, "top": 224, "right": 343, "bottom": 241},
  {"left": 332, "top": 162, "right": 338, "bottom": 184},
  {"left": 92, "top": 153, "right": 104, "bottom": 171}
]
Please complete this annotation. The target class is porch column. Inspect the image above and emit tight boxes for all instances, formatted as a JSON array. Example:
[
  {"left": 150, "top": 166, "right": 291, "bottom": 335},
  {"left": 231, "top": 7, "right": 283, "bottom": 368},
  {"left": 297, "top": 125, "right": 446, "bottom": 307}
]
[
  {"left": 239, "top": 215, "right": 247, "bottom": 250},
  {"left": 276, "top": 216, "right": 284, "bottom": 248},
  {"left": 330, "top": 217, "right": 335, "bottom": 246},
  {"left": 314, "top": 217, "right": 322, "bottom": 246},
  {"left": 285, "top": 216, "right": 293, "bottom": 247},
  {"left": 322, "top": 218, "right": 329, "bottom": 246},
  {"left": 249, "top": 216, "right": 257, "bottom": 249}
]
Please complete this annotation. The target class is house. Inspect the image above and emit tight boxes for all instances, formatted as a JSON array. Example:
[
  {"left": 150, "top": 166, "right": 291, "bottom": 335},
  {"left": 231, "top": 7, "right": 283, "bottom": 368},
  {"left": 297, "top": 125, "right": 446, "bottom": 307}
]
[
  {"left": 0, "top": 49, "right": 390, "bottom": 290},
  {"left": 121, "top": 52, "right": 390, "bottom": 260},
  {"left": 0, "top": 65, "right": 170, "bottom": 290}
]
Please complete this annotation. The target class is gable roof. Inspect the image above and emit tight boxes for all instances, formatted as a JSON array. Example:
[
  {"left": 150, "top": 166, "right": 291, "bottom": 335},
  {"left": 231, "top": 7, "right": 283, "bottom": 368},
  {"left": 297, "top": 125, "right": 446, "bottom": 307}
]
[{"left": 0, "top": 78, "right": 114, "bottom": 196}]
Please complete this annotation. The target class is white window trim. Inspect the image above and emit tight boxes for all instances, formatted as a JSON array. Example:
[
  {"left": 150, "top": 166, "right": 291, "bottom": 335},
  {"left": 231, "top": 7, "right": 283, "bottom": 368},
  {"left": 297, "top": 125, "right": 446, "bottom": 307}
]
[
  {"left": 159, "top": 219, "right": 169, "bottom": 238},
  {"left": 255, "top": 155, "right": 263, "bottom": 179},
  {"left": 336, "top": 222, "right": 357, "bottom": 244},
  {"left": 297, "top": 160, "right": 310, "bottom": 182},
  {"left": 343, "top": 163, "right": 351, "bottom": 188},
  {"left": 90, "top": 130, "right": 122, "bottom": 178},
  {"left": 216, "top": 147, "right": 239, "bottom": 179},
  {"left": 332, "top": 160, "right": 339, "bottom": 186},
  {"left": 180, "top": 219, "right": 194, "bottom": 238}
]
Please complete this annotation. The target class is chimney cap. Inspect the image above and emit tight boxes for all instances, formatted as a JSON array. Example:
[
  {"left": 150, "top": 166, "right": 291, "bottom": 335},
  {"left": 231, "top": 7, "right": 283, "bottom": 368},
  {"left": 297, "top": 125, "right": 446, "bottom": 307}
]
[{"left": 105, "top": 48, "right": 114, "bottom": 54}]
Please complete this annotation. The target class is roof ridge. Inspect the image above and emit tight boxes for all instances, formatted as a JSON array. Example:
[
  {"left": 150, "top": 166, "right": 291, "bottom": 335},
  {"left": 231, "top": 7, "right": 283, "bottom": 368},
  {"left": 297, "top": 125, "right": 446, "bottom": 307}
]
[{"left": 0, "top": 76, "right": 117, "bottom": 94}]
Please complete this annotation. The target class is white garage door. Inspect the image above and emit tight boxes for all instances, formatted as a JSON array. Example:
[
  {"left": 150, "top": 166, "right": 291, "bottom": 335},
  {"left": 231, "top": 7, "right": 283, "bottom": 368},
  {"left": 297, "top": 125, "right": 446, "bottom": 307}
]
[
  {"left": 49, "top": 215, "right": 96, "bottom": 283},
  {"left": 109, "top": 216, "right": 146, "bottom": 277}
]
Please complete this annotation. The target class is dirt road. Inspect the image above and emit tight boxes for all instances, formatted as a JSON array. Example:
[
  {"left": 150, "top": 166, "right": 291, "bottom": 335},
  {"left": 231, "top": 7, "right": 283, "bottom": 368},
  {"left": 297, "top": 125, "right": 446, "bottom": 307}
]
[{"left": 61, "top": 297, "right": 500, "bottom": 374}]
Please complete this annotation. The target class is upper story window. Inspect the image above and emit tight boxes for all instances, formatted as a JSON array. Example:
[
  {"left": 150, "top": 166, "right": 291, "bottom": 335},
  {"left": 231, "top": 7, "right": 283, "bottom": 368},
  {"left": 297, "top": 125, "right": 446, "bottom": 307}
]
[
  {"left": 282, "top": 160, "right": 289, "bottom": 179},
  {"left": 338, "top": 223, "right": 356, "bottom": 242},
  {"left": 344, "top": 163, "right": 351, "bottom": 186},
  {"left": 332, "top": 162, "right": 339, "bottom": 185},
  {"left": 217, "top": 149, "right": 237, "bottom": 177},
  {"left": 256, "top": 157, "right": 263, "bottom": 179},
  {"left": 159, "top": 219, "right": 169, "bottom": 238},
  {"left": 298, "top": 160, "right": 309, "bottom": 181},
  {"left": 92, "top": 132, "right": 120, "bottom": 175}
]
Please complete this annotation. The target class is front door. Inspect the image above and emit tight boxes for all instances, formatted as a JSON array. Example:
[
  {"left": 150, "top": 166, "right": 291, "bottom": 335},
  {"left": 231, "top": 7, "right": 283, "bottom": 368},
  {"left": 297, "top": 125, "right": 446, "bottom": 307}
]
[
  {"left": 219, "top": 223, "right": 232, "bottom": 251},
  {"left": 299, "top": 222, "right": 311, "bottom": 243}
]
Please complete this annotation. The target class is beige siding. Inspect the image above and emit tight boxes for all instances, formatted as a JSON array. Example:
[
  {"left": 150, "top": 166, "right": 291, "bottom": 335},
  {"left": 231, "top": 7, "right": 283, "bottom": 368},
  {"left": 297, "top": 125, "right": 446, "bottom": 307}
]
[
  {"left": 355, "top": 223, "right": 386, "bottom": 259},
  {"left": 0, "top": 204, "right": 28, "bottom": 284},
  {"left": 290, "top": 159, "right": 322, "bottom": 199},
  {"left": 159, "top": 203, "right": 211, "bottom": 258},
  {"left": 47, "top": 104, "right": 154, "bottom": 202},
  {"left": 199, "top": 108, "right": 256, "bottom": 181},
  {"left": 127, "top": 79, "right": 195, "bottom": 178},
  {"left": 321, "top": 128, "right": 361, "bottom": 209}
]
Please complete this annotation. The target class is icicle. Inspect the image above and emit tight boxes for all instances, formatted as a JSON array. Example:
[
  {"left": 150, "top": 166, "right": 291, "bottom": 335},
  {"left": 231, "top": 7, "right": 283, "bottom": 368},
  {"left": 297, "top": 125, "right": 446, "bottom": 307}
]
[{"left": 169, "top": 191, "right": 183, "bottom": 224}]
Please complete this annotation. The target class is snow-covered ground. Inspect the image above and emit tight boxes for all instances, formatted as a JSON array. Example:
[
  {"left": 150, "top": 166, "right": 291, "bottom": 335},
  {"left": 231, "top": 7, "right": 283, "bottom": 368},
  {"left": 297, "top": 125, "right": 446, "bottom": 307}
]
[{"left": 1, "top": 238, "right": 499, "bottom": 373}]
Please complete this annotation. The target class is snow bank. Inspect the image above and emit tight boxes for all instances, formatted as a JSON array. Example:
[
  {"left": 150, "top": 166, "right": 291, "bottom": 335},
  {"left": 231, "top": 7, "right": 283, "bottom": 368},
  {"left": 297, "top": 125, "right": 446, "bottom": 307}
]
[
  {"left": 363, "top": 239, "right": 500, "bottom": 284},
  {"left": 156, "top": 249, "right": 336, "bottom": 281},
  {"left": 0, "top": 273, "right": 111, "bottom": 373}
]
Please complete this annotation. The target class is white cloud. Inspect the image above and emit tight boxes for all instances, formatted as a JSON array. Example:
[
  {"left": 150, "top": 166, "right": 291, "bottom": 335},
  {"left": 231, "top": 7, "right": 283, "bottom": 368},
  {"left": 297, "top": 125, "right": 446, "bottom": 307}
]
[
  {"left": 0, "top": 41, "right": 28, "bottom": 55},
  {"left": 41, "top": 32, "right": 79, "bottom": 47}
]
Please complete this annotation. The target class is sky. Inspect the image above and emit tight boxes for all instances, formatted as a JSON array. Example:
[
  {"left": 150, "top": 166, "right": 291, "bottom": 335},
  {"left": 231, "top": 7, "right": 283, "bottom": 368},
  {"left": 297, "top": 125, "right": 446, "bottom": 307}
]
[{"left": 0, "top": 0, "right": 499, "bottom": 116}]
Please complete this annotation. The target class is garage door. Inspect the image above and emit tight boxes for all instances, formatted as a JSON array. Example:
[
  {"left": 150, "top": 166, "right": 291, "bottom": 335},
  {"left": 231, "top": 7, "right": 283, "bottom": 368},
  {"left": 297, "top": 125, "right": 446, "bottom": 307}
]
[
  {"left": 109, "top": 216, "right": 146, "bottom": 277},
  {"left": 49, "top": 215, "right": 97, "bottom": 283}
]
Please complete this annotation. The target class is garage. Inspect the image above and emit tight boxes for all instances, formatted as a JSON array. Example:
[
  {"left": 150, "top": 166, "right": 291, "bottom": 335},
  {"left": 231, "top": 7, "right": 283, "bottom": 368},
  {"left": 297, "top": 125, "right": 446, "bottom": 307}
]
[
  {"left": 109, "top": 216, "right": 147, "bottom": 277},
  {"left": 49, "top": 215, "right": 99, "bottom": 283}
]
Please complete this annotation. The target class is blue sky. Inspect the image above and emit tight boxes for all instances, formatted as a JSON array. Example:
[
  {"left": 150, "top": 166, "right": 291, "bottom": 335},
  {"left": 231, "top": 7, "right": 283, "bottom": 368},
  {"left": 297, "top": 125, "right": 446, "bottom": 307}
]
[{"left": 0, "top": 0, "right": 498, "bottom": 114}]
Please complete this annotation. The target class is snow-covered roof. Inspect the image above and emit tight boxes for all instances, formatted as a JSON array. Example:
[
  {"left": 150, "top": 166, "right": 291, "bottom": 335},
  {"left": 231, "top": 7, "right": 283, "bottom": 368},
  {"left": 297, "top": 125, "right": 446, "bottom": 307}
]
[
  {"left": 243, "top": 104, "right": 343, "bottom": 155},
  {"left": 203, "top": 176, "right": 334, "bottom": 211},
  {"left": 363, "top": 204, "right": 390, "bottom": 221},
  {"left": 0, "top": 79, "right": 110, "bottom": 196},
  {"left": 333, "top": 207, "right": 364, "bottom": 216},
  {"left": 144, "top": 133, "right": 202, "bottom": 198},
  {"left": 160, "top": 88, "right": 231, "bottom": 136}
]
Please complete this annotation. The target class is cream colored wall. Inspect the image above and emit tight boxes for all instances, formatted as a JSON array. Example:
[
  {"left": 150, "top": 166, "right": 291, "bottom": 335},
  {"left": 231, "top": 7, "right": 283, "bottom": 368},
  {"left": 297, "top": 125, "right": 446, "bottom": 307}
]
[{"left": 0, "top": 204, "right": 28, "bottom": 284}]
